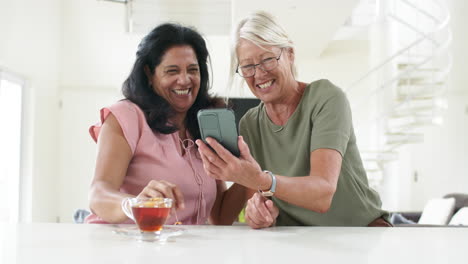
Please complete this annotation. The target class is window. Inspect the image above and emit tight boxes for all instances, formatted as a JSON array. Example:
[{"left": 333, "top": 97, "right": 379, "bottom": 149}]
[{"left": 0, "top": 70, "right": 24, "bottom": 223}]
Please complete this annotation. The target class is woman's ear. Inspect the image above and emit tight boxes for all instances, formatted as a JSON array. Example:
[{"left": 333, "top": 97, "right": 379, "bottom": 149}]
[
  {"left": 144, "top": 65, "right": 153, "bottom": 85},
  {"left": 287, "top": 48, "right": 295, "bottom": 63}
]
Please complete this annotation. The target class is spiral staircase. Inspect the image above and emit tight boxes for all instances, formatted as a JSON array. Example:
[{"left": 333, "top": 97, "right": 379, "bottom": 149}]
[{"left": 344, "top": 0, "right": 452, "bottom": 189}]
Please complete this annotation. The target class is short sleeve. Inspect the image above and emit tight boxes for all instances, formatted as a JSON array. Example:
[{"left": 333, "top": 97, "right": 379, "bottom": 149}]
[
  {"left": 89, "top": 100, "right": 144, "bottom": 154},
  {"left": 239, "top": 116, "right": 250, "bottom": 146},
  {"left": 309, "top": 90, "right": 352, "bottom": 156}
]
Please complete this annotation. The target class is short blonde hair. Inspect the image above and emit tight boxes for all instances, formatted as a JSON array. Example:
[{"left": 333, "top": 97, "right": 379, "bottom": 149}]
[{"left": 228, "top": 11, "right": 297, "bottom": 94}]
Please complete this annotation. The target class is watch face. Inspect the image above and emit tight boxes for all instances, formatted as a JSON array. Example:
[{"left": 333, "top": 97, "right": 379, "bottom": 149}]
[{"left": 260, "top": 191, "right": 274, "bottom": 197}]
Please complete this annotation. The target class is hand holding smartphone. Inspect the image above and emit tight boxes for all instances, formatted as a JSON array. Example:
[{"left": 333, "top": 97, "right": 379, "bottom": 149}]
[{"left": 197, "top": 109, "right": 240, "bottom": 157}]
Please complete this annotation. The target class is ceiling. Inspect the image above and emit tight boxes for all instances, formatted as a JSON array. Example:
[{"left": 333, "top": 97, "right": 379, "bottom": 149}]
[{"left": 127, "top": 0, "right": 360, "bottom": 58}]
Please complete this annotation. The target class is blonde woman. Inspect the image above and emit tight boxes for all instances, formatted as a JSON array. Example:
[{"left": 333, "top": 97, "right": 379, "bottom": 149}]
[{"left": 197, "top": 11, "right": 391, "bottom": 228}]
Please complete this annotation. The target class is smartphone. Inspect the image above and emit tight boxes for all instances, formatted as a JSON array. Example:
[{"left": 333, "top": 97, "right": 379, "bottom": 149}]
[{"left": 197, "top": 108, "right": 240, "bottom": 157}]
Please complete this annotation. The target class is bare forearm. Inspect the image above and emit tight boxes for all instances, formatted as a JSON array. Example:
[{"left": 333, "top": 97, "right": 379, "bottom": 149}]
[
  {"left": 211, "top": 183, "right": 249, "bottom": 225},
  {"left": 260, "top": 149, "right": 340, "bottom": 213},
  {"left": 273, "top": 175, "right": 336, "bottom": 213},
  {"left": 227, "top": 170, "right": 335, "bottom": 213},
  {"left": 89, "top": 182, "right": 133, "bottom": 223}
]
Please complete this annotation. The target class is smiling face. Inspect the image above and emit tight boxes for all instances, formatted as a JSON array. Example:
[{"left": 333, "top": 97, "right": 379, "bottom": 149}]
[
  {"left": 147, "top": 45, "right": 200, "bottom": 115},
  {"left": 236, "top": 39, "right": 296, "bottom": 104}
]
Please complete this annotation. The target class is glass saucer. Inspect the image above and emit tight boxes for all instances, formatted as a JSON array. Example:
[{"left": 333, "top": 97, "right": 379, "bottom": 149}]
[{"left": 113, "top": 225, "right": 185, "bottom": 242}]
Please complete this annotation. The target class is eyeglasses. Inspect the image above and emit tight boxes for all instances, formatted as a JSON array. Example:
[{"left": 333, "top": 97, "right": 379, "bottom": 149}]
[{"left": 236, "top": 49, "right": 283, "bottom": 78}]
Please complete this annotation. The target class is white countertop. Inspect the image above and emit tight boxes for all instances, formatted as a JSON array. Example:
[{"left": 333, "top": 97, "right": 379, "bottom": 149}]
[{"left": 0, "top": 223, "right": 466, "bottom": 264}]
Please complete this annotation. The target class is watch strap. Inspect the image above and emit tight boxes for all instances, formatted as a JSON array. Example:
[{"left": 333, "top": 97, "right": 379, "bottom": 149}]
[{"left": 259, "top": 170, "right": 276, "bottom": 197}]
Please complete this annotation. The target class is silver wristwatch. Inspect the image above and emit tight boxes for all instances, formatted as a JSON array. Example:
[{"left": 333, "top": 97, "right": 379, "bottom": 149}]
[{"left": 259, "top": 170, "right": 276, "bottom": 197}]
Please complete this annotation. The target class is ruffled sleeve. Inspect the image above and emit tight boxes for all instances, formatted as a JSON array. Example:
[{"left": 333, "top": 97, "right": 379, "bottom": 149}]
[{"left": 89, "top": 100, "right": 145, "bottom": 154}]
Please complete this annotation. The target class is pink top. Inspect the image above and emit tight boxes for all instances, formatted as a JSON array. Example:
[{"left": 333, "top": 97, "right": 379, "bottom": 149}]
[{"left": 85, "top": 100, "right": 217, "bottom": 225}]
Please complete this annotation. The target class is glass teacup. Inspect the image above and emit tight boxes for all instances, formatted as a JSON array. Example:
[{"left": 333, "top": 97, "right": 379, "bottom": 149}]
[{"left": 122, "top": 197, "right": 173, "bottom": 234}]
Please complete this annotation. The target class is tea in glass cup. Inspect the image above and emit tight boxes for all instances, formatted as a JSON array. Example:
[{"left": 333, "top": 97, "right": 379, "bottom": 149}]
[{"left": 122, "top": 197, "right": 173, "bottom": 234}]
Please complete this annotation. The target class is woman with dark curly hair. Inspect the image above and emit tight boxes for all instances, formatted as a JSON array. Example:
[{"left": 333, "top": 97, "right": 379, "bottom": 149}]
[{"left": 85, "top": 23, "right": 246, "bottom": 225}]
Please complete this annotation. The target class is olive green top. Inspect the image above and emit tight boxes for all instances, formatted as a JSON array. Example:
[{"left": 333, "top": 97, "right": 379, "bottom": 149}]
[{"left": 239, "top": 79, "right": 388, "bottom": 226}]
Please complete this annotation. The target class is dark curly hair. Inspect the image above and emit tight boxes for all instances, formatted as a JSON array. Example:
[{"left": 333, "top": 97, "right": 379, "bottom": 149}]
[{"left": 122, "top": 23, "right": 223, "bottom": 140}]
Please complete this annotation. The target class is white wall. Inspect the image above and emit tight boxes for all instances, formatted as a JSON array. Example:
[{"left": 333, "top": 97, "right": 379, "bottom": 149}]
[
  {"left": 204, "top": 35, "right": 235, "bottom": 97},
  {"left": 59, "top": 0, "right": 233, "bottom": 94},
  {"left": 58, "top": 88, "right": 120, "bottom": 222},
  {"left": 300, "top": 40, "right": 370, "bottom": 88},
  {"left": 0, "top": 0, "right": 61, "bottom": 222},
  {"left": 375, "top": 0, "right": 468, "bottom": 212},
  {"left": 60, "top": 0, "right": 141, "bottom": 89},
  {"left": 57, "top": 0, "right": 135, "bottom": 222},
  {"left": 398, "top": 0, "right": 468, "bottom": 210}
]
